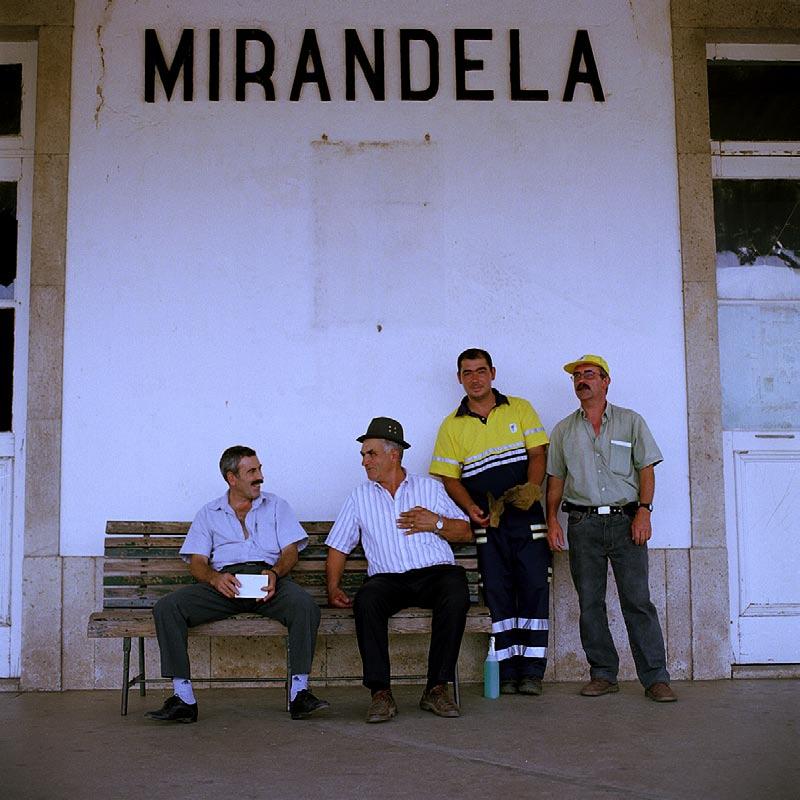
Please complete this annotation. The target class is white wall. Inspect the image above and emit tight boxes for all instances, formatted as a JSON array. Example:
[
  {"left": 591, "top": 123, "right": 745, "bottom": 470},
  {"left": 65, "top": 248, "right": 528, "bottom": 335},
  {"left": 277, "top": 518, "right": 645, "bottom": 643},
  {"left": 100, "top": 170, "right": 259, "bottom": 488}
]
[{"left": 61, "top": 0, "right": 690, "bottom": 553}]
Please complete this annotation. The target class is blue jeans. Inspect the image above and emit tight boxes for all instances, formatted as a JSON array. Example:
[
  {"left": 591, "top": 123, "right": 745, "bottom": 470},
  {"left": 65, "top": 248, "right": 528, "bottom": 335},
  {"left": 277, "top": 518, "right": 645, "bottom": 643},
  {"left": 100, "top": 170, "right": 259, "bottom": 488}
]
[{"left": 567, "top": 511, "right": 669, "bottom": 689}]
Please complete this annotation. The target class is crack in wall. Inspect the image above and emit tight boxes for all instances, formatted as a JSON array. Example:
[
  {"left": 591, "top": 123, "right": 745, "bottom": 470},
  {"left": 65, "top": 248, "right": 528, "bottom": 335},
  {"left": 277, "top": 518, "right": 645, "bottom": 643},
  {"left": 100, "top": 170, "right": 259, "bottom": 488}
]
[{"left": 94, "top": 0, "right": 115, "bottom": 127}]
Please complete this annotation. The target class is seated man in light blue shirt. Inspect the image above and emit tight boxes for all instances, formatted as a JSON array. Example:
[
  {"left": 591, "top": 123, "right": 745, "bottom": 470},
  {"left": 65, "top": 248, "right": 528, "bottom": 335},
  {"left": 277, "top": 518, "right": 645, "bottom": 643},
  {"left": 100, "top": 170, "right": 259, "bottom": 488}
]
[
  {"left": 325, "top": 417, "right": 473, "bottom": 723},
  {"left": 146, "top": 445, "right": 328, "bottom": 723}
]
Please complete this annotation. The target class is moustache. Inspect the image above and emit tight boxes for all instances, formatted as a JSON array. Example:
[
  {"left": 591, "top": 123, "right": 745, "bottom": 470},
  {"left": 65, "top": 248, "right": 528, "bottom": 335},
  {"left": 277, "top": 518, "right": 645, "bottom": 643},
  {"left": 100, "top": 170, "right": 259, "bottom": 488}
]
[
  {"left": 576, "top": 383, "right": 589, "bottom": 391},
  {"left": 251, "top": 479, "right": 263, "bottom": 486}
]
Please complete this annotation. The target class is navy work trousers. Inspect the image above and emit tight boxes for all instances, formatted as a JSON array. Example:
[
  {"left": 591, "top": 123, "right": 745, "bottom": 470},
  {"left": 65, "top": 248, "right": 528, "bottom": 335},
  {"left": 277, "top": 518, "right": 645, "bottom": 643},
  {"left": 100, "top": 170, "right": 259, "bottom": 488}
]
[{"left": 478, "top": 521, "right": 551, "bottom": 681}]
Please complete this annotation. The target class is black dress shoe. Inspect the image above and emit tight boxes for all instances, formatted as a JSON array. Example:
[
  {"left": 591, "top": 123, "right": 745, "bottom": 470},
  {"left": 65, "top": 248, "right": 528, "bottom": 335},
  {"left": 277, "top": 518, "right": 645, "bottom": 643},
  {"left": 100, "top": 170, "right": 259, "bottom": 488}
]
[
  {"left": 145, "top": 694, "right": 198, "bottom": 723},
  {"left": 290, "top": 689, "right": 330, "bottom": 720}
]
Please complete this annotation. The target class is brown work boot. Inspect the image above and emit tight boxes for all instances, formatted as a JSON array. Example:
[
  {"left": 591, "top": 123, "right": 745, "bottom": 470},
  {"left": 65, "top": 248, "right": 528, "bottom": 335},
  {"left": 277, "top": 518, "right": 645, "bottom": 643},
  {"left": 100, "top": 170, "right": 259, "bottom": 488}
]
[
  {"left": 518, "top": 677, "right": 543, "bottom": 696},
  {"left": 366, "top": 689, "right": 397, "bottom": 723},
  {"left": 419, "top": 684, "right": 460, "bottom": 717},
  {"left": 580, "top": 678, "right": 620, "bottom": 697},
  {"left": 645, "top": 682, "right": 677, "bottom": 703}
]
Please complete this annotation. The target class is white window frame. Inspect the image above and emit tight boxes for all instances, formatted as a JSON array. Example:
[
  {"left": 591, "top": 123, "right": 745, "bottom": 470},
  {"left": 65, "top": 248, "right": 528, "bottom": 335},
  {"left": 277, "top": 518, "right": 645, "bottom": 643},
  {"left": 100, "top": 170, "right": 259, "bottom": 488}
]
[
  {"left": 709, "top": 43, "right": 800, "bottom": 665},
  {"left": 708, "top": 43, "right": 800, "bottom": 175},
  {"left": 0, "top": 41, "right": 36, "bottom": 676}
]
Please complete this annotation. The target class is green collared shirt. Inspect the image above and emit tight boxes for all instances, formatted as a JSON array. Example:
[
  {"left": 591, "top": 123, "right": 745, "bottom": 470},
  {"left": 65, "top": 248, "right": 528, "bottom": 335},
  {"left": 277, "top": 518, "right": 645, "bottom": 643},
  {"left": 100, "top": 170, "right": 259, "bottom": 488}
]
[{"left": 546, "top": 402, "right": 663, "bottom": 506}]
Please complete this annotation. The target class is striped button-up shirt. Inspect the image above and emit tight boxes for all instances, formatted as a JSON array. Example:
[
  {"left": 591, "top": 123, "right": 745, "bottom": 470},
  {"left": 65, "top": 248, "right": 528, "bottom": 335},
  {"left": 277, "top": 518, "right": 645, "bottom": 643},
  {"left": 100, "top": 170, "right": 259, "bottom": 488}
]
[{"left": 326, "top": 472, "right": 469, "bottom": 576}]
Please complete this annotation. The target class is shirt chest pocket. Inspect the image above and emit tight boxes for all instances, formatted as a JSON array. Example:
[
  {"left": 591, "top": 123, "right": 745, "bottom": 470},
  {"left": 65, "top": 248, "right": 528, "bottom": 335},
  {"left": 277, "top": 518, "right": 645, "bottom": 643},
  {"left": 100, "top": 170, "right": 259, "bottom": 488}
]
[{"left": 609, "top": 439, "right": 632, "bottom": 475}]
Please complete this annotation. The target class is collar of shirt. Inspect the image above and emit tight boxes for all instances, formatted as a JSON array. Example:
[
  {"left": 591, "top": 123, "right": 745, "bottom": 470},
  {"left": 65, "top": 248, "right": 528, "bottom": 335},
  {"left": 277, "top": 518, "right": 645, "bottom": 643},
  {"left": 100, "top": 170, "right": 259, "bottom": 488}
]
[
  {"left": 369, "top": 469, "right": 410, "bottom": 498},
  {"left": 208, "top": 491, "right": 267, "bottom": 515},
  {"left": 455, "top": 388, "right": 510, "bottom": 418},
  {"left": 579, "top": 401, "right": 611, "bottom": 423}
]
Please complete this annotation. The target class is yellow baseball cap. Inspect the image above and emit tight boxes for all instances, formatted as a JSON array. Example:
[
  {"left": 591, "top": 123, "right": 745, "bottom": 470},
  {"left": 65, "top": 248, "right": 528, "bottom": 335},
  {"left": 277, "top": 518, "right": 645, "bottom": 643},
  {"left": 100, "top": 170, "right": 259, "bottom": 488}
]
[{"left": 562, "top": 354, "right": 610, "bottom": 377}]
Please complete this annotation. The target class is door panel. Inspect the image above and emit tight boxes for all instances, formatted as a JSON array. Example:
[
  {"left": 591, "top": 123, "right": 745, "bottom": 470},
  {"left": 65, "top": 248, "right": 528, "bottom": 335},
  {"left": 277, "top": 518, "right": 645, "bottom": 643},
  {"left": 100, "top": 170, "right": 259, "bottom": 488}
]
[{"left": 725, "top": 432, "right": 800, "bottom": 663}]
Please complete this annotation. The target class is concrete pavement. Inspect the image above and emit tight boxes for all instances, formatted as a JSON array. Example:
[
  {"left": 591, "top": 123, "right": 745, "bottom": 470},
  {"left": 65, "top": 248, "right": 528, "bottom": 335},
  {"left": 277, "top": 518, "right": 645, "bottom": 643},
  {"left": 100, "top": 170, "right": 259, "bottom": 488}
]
[{"left": 1, "top": 680, "right": 797, "bottom": 800}]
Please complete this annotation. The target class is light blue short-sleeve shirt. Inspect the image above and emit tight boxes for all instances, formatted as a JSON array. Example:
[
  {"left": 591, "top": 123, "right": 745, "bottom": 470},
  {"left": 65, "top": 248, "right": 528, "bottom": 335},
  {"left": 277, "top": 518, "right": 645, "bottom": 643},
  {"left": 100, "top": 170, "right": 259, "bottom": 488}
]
[{"left": 180, "top": 491, "right": 307, "bottom": 571}]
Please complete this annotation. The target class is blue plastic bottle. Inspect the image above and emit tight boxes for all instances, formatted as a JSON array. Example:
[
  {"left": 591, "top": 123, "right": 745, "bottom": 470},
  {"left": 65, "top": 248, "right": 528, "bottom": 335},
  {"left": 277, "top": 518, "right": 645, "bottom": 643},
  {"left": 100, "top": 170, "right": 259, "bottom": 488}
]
[{"left": 483, "top": 635, "right": 500, "bottom": 699}]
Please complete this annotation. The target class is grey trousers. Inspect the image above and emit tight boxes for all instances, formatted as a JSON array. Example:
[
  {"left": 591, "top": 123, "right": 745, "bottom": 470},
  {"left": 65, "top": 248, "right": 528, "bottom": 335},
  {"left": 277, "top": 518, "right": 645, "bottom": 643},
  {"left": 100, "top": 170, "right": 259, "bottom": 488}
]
[
  {"left": 567, "top": 510, "right": 669, "bottom": 689},
  {"left": 152, "top": 573, "right": 321, "bottom": 678}
]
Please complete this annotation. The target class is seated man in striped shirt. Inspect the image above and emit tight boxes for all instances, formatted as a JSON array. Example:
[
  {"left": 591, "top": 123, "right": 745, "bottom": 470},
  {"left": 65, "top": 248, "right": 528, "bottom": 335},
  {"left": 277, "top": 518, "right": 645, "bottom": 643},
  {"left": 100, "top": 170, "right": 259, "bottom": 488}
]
[{"left": 325, "top": 417, "right": 473, "bottom": 723}]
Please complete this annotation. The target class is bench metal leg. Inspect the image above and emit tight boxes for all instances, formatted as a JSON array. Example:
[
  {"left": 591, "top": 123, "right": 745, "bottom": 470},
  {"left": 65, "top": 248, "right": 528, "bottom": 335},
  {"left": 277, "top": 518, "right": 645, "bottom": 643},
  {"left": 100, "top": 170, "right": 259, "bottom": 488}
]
[
  {"left": 138, "top": 637, "right": 146, "bottom": 696},
  {"left": 454, "top": 662, "right": 461, "bottom": 708},
  {"left": 121, "top": 637, "right": 131, "bottom": 716},
  {"left": 285, "top": 637, "right": 291, "bottom": 712}
]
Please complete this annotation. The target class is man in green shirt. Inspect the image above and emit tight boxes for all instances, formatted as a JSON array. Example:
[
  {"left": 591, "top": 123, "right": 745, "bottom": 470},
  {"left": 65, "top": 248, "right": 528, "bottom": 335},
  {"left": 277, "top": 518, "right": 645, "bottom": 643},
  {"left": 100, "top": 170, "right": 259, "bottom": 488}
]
[{"left": 546, "top": 354, "right": 676, "bottom": 703}]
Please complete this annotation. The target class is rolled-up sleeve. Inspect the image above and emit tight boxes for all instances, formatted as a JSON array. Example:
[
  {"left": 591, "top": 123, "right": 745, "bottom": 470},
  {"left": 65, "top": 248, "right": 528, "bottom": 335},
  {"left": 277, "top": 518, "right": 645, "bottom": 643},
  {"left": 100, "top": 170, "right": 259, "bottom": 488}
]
[
  {"left": 546, "top": 422, "right": 567, "bottom": 479},
  {"left": 325, "top": 493, "right": 361, "bottom": 554},
  {"left": 274, "top": 497, "right": 309, "bottom": 552},
  {"left": 520, "top": 399, "right": 549, "bottom": 449},
  {"left": 429, "top": 419, "right": 463, "bottom": 480},
  {"left": 180, "top": 507, "right": 214, "bottom": 562},
  {"left": 632, "top": 415, "right": 663, "bottom": 470},
  {"left": 433, "top": 481, "right": 469, "bottom": 521}
]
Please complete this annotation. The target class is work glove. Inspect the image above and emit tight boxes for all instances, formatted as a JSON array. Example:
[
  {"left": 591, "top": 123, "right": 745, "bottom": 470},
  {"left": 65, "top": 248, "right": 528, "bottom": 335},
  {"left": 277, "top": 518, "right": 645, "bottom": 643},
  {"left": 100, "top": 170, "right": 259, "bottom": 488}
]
[{"left": 486, "top": 482, "right": 543, "bottom": 528}]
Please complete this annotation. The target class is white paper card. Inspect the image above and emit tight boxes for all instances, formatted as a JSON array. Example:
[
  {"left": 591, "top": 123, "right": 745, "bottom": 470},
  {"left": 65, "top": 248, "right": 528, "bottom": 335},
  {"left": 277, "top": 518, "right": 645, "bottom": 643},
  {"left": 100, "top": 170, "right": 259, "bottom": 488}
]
[{"left": 235, "top": 573, "right": 271, "bottom": 598}]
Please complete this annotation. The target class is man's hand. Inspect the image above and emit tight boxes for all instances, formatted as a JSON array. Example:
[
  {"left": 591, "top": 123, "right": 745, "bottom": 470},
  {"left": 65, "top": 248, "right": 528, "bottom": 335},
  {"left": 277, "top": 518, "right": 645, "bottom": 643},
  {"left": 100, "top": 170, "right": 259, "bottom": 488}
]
[
  {"left": 328, "top": 586, "right": 353, "bottom": 608},
  {"left": 397, "top": 506, "right": 437, "bottom": 535},
  {"left": 255, "top": 569, "right": 278, "bottom": 603},
  {"left": 209, "top": 571, "right": 240, "bottom": 599},
  {"left": 441, "top": 476, "right": 489, "bottom": 528},
  {"left": 545, "top": 475, "right": 566, "bottom": 552},
  {"left": 547, "top": 519, "right": 566, "bottom": 552},
  {"left": 467, "top": 504, "right": 490, "bottom": 528},
  {"left": 630, "top": 508, "right": 652, "bottom": 545}
]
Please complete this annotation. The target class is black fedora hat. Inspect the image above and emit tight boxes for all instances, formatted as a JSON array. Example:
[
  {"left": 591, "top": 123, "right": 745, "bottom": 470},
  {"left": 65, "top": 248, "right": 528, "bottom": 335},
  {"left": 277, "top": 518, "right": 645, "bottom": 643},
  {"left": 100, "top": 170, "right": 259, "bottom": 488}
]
[{"left": 356, "top": 417, "right": 411, "bottom": 449}]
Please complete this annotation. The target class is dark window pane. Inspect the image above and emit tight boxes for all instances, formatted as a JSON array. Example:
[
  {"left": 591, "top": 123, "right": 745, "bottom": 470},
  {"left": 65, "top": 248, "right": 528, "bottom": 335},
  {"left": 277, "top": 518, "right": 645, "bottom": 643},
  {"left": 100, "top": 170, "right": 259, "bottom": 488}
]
[
  {"left": 708, "top": 62, "right": 800, "bottom": 141},
  {"left": 713, "top": 179, "right": 800, "bottom": 268},
  {"left": 0, "top": 63, "right": 22, "bottom": 136},
  {"left": 0, "top": 308, "right": 12, "bottom": 431},
  {"left": 0, "top": 182, "right": 17, "bottom": 298}
]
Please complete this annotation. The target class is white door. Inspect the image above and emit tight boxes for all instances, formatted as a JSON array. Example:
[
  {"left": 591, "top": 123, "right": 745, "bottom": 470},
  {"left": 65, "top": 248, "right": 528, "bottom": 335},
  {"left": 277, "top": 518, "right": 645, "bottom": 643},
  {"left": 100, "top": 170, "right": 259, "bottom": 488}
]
[
  {"left": 0, "top": 42, "right": 36, "bottom": 677},
  {"left": 724, "top": 432, "right": 800, "bottom": 663}
]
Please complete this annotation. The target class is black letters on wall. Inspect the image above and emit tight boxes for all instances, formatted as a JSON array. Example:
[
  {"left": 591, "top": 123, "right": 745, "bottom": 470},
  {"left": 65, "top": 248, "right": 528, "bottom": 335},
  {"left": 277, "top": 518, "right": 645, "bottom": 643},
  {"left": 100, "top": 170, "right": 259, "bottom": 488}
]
[
  {"left": 143, "top": 26, "right": 607, "bottom": 104},
  {"left": 345, "top": 29, "right": 385, "bottom": 101},
  {"left": 290, "top": 29, "right": 332, "bottom": 101},
  {"left": 400, "top": 29, "right": 439, "bottom": 101},
  {"left": 236, "top": 29, "right": 276, "bottom": 101},
  {"left": 454, "top": 29, "right": 493, "bottom": 101},
  {"left": 510, "top": 29, "right": 548, "bottom": 101},
  {"left": 144, "top": 28, "right": 194, "bottom": 102},
  {"left": 563, "top": 29, "right": 605, "bottom": 102}
]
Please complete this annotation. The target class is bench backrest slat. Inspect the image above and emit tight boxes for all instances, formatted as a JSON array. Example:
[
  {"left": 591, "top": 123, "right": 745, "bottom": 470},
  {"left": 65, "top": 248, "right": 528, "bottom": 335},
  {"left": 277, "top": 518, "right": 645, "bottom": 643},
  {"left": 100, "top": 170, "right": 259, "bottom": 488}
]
[{"left": 100, "top": 520, "right": 483, "bottom": 610}]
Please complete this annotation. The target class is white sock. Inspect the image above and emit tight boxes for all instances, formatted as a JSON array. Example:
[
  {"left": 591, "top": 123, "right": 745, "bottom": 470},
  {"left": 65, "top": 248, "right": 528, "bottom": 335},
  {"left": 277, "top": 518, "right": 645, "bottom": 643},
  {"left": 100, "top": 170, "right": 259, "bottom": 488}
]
[
  {"left": 290, "top": 674, "right": 309, "bottom": 701},
  {"left": 173, "top": 678, "right": 196, "bottom": 704}
]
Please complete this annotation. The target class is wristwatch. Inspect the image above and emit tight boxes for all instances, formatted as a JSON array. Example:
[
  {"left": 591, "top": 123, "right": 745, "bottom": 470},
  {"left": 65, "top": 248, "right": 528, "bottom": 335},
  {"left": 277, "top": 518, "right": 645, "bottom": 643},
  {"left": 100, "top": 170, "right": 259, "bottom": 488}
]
[
  {"left": 637, "top": 502, "right": 653, "bottom": 512},
  {"left": 435, "top": 515, "right": 444, "bottom": 531}
]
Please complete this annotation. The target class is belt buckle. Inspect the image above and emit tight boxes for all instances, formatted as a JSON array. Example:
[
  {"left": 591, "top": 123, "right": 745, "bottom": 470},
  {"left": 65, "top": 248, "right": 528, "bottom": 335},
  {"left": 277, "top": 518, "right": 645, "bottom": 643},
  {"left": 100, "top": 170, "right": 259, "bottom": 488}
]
[{"left": 597, "top": 505, "right": 611, "bottom": 515}]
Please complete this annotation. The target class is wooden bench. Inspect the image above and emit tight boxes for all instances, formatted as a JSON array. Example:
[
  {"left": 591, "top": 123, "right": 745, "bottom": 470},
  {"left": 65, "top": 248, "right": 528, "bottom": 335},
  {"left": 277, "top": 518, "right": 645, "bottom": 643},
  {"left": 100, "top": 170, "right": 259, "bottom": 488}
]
[{"left": 87, "top": 521, "right": 492, "bottom": 714}]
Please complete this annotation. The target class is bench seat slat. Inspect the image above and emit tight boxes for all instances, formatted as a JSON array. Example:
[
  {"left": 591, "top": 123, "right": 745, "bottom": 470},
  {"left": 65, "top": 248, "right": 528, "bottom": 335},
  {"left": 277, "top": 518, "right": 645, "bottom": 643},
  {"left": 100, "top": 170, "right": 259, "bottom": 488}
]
[{"left": 88, "top": 606, "right": 491, "bottom": 638}]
